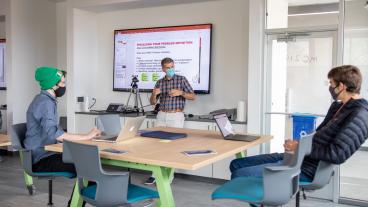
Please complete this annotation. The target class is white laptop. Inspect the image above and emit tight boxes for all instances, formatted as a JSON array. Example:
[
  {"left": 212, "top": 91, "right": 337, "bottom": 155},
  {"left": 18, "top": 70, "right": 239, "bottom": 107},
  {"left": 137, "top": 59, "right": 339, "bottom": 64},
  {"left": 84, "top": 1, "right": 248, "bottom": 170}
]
[
  {"left": 92, "top": 116, "right": 145, "bottom": 143},
  {"left": 213, "top": 113, "right": 260, "bottom": 142}
]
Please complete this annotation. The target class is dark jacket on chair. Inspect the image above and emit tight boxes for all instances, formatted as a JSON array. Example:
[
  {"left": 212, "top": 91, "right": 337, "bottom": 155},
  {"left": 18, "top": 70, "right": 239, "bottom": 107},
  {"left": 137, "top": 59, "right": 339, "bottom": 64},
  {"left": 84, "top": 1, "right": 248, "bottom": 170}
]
[{"left": 301, "top": 98, "right": 368, "bottom": 180}]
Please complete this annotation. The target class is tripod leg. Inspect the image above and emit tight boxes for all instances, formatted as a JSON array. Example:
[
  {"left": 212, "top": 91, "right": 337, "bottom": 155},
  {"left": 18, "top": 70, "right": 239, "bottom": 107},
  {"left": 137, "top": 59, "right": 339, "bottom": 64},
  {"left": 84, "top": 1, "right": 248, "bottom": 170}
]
[
  {"left": 134, "top": 89, "right": 139, "bottom": 111},
  {"left": 126, "top": 88, "right": 133, "bottom": 107},
  {"left": 138, "top": 90, "right": 145, "bottom": 113}
]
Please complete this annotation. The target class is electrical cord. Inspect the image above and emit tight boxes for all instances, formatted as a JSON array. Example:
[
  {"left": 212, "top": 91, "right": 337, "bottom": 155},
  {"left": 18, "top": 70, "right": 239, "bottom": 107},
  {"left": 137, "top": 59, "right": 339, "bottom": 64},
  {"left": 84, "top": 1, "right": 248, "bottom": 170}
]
[{"left": 89, "top": 98, "right": 97, "bottom": 110}]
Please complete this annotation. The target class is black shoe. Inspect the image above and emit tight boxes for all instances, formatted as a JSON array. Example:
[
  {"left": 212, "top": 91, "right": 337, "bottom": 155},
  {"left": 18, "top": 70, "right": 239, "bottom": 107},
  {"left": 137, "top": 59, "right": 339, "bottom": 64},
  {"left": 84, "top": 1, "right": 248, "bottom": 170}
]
[{"left": 144, "top": 177, "right": 156, "bottom": 185}]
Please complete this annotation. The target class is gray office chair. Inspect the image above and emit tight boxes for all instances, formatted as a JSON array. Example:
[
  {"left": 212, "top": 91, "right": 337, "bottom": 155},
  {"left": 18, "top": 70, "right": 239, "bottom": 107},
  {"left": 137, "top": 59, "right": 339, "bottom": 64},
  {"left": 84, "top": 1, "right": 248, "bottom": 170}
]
[
  {"left": 95, "top": 114, "right": 121, "bottom": 135},
  {"left": 11, "top": 123, "right": 75, "bottom": 206},
  {"left": 0, "top": 110, "right": 3, "bottom": 162},
  {"left": 63, "top": 140, "right": 159, "bottom": 207},
  {"left": 296, "top": 160, "right": 335, "bottom": 206},
  {"left": 212, "top": 134, "right": 313, "bottom": 206}
]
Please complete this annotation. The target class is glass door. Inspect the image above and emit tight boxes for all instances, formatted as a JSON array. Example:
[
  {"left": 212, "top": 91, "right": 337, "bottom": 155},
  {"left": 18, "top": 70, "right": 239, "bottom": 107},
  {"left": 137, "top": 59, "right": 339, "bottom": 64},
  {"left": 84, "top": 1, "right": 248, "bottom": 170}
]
[
  {"left": 339, "top": 0, "right": 368, "bottom": 204},
  {"left": 265, "top": 31, "right": 337, "bottom": 153}
]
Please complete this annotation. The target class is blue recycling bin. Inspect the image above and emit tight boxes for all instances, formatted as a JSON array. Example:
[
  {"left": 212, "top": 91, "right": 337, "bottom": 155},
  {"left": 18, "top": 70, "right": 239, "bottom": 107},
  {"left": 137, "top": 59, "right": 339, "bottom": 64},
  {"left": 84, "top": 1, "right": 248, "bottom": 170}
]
[{"left": 292, "top": 113, "right": 317, "bottom": 140}]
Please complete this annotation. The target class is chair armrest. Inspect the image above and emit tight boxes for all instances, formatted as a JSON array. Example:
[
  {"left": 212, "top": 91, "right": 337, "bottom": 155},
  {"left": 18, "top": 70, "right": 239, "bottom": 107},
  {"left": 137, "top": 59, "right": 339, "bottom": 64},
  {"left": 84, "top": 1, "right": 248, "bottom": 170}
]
[
  {"left": 101, "top": 170, "right": 129, "bottom": 177},
  {"left": 264, "top": 165, "right": 294, "bottom": 172},
  {"left": 303, "top": 161, "right": 336, "bottom": 190},
  {"left": 262, "top": 167, "right": 300, "bottom": 205}
]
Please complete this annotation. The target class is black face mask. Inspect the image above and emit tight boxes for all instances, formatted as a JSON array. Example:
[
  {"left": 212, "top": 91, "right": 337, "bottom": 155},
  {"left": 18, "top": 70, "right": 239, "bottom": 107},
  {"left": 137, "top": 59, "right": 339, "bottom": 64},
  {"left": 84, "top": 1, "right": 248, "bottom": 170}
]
[
  {"left": 54, "top": 86, "right": 66, "bottom": 97},
  {"left": 329, "top": 85, "right": 342, "bottom": 101}
]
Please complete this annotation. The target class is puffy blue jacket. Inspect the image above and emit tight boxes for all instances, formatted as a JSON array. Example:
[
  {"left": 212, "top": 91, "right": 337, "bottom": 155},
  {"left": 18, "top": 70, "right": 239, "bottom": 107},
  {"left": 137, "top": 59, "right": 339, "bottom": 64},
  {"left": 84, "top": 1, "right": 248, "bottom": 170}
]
[{"left": 301, "top": 98, "right": 368, "bottom": 179}]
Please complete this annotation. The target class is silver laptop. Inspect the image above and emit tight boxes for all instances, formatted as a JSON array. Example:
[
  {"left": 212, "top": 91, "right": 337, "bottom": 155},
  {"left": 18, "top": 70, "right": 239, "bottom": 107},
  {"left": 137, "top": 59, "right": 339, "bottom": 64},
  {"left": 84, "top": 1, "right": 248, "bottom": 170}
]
[
  {"left": 213, "top": 113, "right": 260, "bottom": 142},
  {"left": 92, "top": 116, "right": 145, "bottom": 143}
]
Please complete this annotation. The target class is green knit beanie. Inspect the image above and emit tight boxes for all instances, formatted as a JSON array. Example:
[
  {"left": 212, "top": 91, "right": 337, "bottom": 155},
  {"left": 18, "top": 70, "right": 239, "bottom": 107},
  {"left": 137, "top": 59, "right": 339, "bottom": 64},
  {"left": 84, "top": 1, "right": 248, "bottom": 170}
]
[{"left": 35, "top": 67, "right": 65, "bottom": 90}]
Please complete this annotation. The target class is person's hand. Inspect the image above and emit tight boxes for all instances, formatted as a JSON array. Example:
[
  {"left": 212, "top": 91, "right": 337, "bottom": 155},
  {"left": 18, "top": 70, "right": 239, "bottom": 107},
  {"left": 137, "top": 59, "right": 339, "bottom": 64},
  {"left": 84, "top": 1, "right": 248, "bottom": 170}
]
[
  {"left": 169, "top": 89, "right": 184, "bottom": 97},
  {"left": 87, "top": 128, "right": 101, "bottom": 139},
  {"left": 153, "top": 88, "right": 161, "bottom": 96},
  {"left": 284, "top": 140, "right": 299, "bottom": 153}
]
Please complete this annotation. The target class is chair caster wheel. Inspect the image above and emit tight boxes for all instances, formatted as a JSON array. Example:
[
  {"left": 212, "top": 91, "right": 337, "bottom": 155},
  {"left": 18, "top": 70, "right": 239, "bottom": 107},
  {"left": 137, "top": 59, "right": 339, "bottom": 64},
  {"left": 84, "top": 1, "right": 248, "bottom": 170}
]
[{"left": 27, "top": 185, "right": 36, "bottom": 195}]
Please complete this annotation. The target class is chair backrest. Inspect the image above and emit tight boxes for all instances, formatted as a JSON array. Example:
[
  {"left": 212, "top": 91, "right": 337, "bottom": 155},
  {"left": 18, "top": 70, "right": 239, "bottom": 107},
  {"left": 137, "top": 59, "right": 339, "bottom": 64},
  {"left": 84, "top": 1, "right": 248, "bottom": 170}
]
[
  {"left": 63, "top": 140, "right": 104, "bottom": 181},
  {"left": 11, "top": 123, "right": 34, "bottom": 175},
  {"left": 262, "top": 134, "right": 314, "bottom": 205},
  {"left": 59, "top": 116, "right": 67, "bottom": 132},
  {"left": 282, "top": 134, "right": 313, "bottom": 168},
  {"left": 63, "top": 140, "right": 130, "bottom": 206},
  {"left": 11, "top": 123, "right": 27, "bottom": 150},
  {"left": 96, "top": 114, "right": 121, "bottom": 135},
  {"left": 303, "top": 161, "right": 336, "bottom": 190}
]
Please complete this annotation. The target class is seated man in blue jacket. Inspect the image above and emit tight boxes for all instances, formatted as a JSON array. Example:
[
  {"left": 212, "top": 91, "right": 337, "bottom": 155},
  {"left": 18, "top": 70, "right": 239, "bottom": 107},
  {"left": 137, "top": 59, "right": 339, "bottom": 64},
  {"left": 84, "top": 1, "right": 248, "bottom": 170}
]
[
  {"left": 24, "top": 67, "right": 101, "bottom": 174},
  {"left": 230, "top": 65, "right": 368, "bottom": 184}
]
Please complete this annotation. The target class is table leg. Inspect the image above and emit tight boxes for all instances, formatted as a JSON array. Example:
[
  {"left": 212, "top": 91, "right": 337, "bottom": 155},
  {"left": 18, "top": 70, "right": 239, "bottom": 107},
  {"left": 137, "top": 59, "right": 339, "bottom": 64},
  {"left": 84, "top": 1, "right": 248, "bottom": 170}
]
[
  {"left": 19, "top": 151, "right": 34, "bottom": 189},
  {"left": 24, "top": 172, "right": 33, "bottom": 186},
  {"left": 153, "top": 166, "right": 175, "bottom": 207},
  {"left": 70, "top": 179, "right": 88, "bottom": 207},
  {"left": 236, "top": 151, "right": 247, "bottom": 158},
  {"left": 99, "top": 159, "right": 177, "bottom": 207}
]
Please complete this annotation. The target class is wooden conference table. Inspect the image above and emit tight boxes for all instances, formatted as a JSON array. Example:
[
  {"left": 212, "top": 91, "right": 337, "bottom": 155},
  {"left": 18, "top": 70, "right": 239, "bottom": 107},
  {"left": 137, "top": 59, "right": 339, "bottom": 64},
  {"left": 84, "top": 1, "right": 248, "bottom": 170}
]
[
  {"left": 45, "top": 127, "right": 272, "bottom": 207},
  {"left": 0, "top": 134, "right": 11, "bottom": 147},
  {"left": 0, "top": 134, "right": 10, "bottom": 162}
]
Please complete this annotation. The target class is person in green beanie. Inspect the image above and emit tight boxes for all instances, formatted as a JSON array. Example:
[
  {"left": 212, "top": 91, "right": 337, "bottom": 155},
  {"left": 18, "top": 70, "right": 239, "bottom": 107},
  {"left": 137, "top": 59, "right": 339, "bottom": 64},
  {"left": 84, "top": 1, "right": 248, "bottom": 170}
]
[{"left": 24, "top": 66, "right": 101, "bottom": 175}]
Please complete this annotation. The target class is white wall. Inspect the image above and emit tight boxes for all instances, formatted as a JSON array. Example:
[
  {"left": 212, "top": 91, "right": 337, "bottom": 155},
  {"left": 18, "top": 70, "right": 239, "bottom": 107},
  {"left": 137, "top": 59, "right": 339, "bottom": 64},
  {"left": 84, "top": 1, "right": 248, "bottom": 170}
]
[
  {"left": 7, "top": 0, "right": 58, "bottom": 125},
  {"left": 0, "top": 21, "right": 5, "bottom": 38},
  {"left": 72, "top": 8, "right": 98, "bottom": 107},
  {"left": 56, "top": 2, "right": 68, "bottom": 116},
  {"left": 69, "top": 0, "right": 249, "bottom": 116},
  {"left": 288, "top": 13, "right": 338, "bottom": 28},
  {"left": 345, "top": 0, "right": 368, "bottom": 29},
  {"left": 267, "top": 0, "right": 288, "bottom": 29}
]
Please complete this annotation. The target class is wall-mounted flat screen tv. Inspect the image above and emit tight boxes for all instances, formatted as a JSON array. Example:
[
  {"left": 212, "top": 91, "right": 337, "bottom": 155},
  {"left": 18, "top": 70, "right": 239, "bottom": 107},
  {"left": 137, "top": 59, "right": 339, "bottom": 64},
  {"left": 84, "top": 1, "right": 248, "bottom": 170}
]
[{"left": 113, "top": 24, "right": 212, "bottom": 94}]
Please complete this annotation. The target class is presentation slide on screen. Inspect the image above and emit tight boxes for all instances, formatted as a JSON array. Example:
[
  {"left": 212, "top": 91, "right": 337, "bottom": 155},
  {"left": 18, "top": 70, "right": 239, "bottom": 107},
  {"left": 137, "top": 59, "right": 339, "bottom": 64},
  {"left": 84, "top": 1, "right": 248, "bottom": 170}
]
[
  {"left": 0, "top": 40, "right": 5, "bottom": 88},
  {"left": 113, "top": 24, "right": 211, "bottom": 92}
]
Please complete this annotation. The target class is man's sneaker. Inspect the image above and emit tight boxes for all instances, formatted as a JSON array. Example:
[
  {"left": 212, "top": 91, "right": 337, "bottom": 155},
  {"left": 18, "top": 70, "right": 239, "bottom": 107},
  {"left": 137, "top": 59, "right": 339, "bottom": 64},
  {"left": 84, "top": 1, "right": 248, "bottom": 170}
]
[{"left": 144, "top": 176, "right": 156, "bottom": 185}]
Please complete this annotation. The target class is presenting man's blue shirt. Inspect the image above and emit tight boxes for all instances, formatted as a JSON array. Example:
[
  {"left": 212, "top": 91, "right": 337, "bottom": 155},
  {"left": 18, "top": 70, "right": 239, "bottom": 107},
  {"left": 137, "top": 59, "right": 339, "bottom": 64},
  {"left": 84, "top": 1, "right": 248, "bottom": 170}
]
[{"left": 24, "top": 90, "right": 65, "bottom": 164}]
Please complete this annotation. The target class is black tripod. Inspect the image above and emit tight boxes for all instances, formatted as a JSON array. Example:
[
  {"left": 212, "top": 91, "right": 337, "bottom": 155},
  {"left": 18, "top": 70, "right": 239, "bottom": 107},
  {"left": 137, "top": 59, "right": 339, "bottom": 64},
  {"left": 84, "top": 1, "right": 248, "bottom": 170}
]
[{"left": 126, "top": 75, "right": 144, "bottom": 114}]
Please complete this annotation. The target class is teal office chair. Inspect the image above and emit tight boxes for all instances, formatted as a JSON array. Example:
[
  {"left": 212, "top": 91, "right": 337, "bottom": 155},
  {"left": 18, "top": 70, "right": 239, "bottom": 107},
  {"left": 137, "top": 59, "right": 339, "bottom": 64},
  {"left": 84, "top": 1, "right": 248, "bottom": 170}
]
[
  {"left": 212, "top": 134, "right": 314, "bottom": 207},
  {"left": 11, "top": 123, "right": 76, "bottom": 207},
  {"left": 63, "top": 140, "right": 159, "bottom": 206}
]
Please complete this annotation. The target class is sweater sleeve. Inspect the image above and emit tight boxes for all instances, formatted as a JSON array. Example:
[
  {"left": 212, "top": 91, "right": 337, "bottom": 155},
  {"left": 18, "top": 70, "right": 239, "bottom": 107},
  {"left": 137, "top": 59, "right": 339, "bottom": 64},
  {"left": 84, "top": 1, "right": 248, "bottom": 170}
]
[{"left": 310, "top": 110, "right": 368, "bottom": 164}]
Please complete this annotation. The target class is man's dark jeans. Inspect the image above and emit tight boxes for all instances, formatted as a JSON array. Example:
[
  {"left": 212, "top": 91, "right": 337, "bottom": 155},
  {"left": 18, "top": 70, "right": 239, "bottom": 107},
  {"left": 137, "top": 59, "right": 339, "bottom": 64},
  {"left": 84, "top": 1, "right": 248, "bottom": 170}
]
[{"left": 230, "top": 153, "right": 312, "bottom": 181}]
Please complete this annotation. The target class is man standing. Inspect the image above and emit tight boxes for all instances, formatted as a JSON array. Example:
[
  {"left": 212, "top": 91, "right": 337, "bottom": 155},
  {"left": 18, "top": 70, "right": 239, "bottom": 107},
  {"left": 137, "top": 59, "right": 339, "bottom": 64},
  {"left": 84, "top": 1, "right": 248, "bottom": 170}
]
[{"left": 145, "top": 57, "right": 196, "bottom": 185}]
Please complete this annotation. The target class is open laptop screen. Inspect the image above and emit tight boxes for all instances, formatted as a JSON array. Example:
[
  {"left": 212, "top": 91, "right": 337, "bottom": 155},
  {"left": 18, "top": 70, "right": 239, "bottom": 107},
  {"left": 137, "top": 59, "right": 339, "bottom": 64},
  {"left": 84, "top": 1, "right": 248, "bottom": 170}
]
[{"left": 213, "top": 113, "right": 235, "bottom": 137}]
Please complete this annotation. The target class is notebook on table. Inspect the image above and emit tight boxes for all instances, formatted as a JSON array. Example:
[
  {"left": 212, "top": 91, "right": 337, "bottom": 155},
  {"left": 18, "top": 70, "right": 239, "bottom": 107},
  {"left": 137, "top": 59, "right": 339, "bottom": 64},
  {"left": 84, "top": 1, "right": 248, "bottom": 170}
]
[{"left": 140, "top": 131, "right": 187, "bottom": 140}]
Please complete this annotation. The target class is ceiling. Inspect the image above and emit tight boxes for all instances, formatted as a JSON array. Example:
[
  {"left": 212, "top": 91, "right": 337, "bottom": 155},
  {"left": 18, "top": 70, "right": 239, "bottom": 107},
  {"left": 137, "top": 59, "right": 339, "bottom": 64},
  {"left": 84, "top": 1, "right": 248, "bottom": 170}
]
[{"left": 50, "top": 0, "right": 222, "bottom": 13}]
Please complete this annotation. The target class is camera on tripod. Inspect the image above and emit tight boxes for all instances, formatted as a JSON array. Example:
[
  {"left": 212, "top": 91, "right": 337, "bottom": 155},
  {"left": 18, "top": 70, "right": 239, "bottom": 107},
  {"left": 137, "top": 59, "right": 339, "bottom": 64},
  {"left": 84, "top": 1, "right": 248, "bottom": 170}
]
[
  {"left": 131, "top": 75, "right": 139, "bottom": 88},
  {"left": 125, "top": 75, "right": 144, "bottom": 114}
]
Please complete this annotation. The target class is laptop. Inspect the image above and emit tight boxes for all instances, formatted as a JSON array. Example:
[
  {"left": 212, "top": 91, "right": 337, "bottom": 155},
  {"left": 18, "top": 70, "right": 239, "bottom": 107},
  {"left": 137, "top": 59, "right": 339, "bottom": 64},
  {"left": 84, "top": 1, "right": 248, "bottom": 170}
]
[
  {"left": 213, "top": 113, "right": 260, "bottom": 142},
  {"left": 92, "top": 116, "right": 145, "bottom": 143}
]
